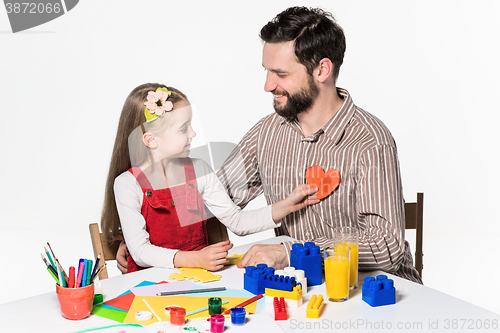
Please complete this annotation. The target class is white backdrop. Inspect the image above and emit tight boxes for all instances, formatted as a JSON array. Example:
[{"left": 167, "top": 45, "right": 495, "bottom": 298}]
[{"left": 1, "top": 0, "right": 499, "bottom": 315}]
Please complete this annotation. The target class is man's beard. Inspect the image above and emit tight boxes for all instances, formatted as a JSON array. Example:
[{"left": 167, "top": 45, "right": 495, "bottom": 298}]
[{"left": 273, "top": 75, "right": 319, "bottom": 122}]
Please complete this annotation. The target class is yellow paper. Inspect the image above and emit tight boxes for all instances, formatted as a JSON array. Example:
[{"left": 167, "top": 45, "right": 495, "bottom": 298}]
[{"left": 124, "top": 296, "right": 258, "bottom": 325}]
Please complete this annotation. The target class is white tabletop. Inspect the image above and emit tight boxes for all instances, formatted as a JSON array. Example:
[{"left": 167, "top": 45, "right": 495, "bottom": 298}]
[{"left": 2, "top": 236, "right": 499, "bottom": 333}]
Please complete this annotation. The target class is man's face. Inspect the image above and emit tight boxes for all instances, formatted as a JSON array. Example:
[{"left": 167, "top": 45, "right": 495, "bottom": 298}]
[{"left": 262, "top": 41, "right": 318, "bottom": 121}]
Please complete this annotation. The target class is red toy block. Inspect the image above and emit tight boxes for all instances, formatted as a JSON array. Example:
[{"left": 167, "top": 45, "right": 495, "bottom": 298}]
[{"left": 273, "top": 297, "right": 287, "bottom": 321}]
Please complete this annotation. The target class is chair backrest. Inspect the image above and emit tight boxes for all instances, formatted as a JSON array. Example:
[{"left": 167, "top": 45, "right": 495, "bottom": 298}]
[
  {"left": 89, "top": 223, "right": 121, "bottom": 280},
  {"left": 404, "top": 193, "right": 424, "bottom": 278}
]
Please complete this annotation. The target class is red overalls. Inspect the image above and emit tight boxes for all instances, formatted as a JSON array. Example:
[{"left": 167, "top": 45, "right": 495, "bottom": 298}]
[{"left": 126, "top": 158, "right": 208, "bottom": 273}]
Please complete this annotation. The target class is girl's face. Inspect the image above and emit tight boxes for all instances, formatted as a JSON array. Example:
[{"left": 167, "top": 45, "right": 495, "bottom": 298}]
[{"left": 154, "top": 99, "right": 196, "bottom": 160}]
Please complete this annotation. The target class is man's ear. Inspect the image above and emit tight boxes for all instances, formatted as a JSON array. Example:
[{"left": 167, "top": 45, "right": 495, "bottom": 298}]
[
  {"left": 315, "top": 58, "right": 334, "bottom": 83},
  {"left": 142, "top": 133, "right": 157, "bottom": 148}
]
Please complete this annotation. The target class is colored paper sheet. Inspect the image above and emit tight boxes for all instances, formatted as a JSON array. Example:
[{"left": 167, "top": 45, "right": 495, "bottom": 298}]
[
  {"left": 186, "top": 285, "right": 265, "bottom": 314},
  {"left": 102, "top": 281, "right": 168, "bottom": 312},
  {"left": 124, "top": 295, "right": 258, "bottom": 325},
  {"left": 131, "top": 280, "right": 194, "bottom": 297},
  {"left": 91, "top": 304, "right": 128, "bottom": 323}
]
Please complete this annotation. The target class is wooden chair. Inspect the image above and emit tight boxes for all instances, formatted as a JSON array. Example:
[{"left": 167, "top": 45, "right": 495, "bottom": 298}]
[
  {"left": 404, "top": 193, "right": 424, "bottom": 278},
  {"left": 89, "top": 223, "right": 121, "bottom": 280},
  {"left": 88, "top": 217, "right": 228, "bottom": 279}
]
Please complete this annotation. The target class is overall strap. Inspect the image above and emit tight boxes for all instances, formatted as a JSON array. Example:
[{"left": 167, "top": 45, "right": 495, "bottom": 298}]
[{"left": 128, "top": 167, "right": 153, "bottom": 190}]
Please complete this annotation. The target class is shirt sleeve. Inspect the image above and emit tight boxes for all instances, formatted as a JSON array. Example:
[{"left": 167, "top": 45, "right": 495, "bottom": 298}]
[
  {"left": 356, "top": 144, "right": 406, "bottom": 273},
  {"left": 113, "top": 172, "right": 179, "bottom": 269},
  {"left": 216, "top": 118, "right": 265, "bottom": 209},
  {"left": 194, "top": 159, "right": 279, "bottom": 236}
]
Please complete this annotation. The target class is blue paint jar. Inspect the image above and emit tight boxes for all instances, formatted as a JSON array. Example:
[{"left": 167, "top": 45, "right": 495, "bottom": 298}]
[{"left": 230, "top": 307, "right": 246, "bottom": 325}]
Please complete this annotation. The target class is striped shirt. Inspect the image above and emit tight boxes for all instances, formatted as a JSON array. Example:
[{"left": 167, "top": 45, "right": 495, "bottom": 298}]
[{"left": 217, "top": 88, "right": 422, "bottom": 283}]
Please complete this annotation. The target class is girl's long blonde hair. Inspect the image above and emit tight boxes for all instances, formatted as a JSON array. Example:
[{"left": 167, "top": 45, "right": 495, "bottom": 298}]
[{"left": 100, "top": 83, "right": 188, "bottom": 244}]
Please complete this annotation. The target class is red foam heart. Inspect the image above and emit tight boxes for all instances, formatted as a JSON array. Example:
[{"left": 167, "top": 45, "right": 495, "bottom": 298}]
[{"left": 305, "top": 165, "right": 340, "bottom": 199}]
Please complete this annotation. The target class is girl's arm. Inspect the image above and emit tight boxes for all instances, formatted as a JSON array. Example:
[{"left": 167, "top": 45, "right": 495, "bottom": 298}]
[
  {"left": 114, "top": 172, "right": 180, "bottom": 269},
  {"left": 194, "top": 159, "right": 318, "bottom": 236}
]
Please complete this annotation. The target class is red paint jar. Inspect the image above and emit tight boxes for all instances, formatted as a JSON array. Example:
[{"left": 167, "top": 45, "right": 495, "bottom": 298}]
[{"left": 170, "top": 307, "right": 186, "bottom": 325}]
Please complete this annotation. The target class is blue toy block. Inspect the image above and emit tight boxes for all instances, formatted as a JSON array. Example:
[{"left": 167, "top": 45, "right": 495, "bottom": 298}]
[
  {"left": 262, "top": 274, "right": 296, "bottom": 292},
  {"left": 290, "top": 242, "right": 322, "bottom": 286},
  {"left": 243, "top": 264, "right": 275, "bottom": 295},
  {"left": 362, "top": 275, "right": 396, "bottom": 307}
]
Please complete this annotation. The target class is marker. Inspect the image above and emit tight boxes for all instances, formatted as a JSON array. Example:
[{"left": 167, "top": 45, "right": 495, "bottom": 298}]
[
  {"left": 76, "top": 259, "right": 84, "bottom": 288},
  {"left": 90, "top": 253, "right": 101, "bottom": 281},
  {"left": 47, "top": 266, "right": 59, "bottom": 284},
  {"left": 86, "top": 259, "right": 93, "bottom": 286},
  {"left": 222, "top": 294, "right": 263, "bottom": 315},
  {"left": 156, "top": 287, "right": 226, "bottom": 296},
  {"left": 186, "top": 300, "right": 229, "bottom": 316},
  {"left": 81, "top": 259, "right": 88, "bottom": 287},
  {"left": 68, "top": 266, "right": 75, "bottom": 288}
]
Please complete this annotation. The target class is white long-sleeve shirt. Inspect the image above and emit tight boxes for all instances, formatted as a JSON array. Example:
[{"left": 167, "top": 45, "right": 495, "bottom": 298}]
[{"left": 114, "top": 158, "right": 279, "bottom": 268}]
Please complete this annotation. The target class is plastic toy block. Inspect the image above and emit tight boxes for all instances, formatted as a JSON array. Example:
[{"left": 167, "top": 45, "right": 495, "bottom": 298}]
[
  {"left": 273, "top": 297, "right": 287, "bottom": 321},
  {"left": 362, "top": 275, "right": 396, "bottom": 307},
  {"left": 265, "top": 285, "right": 302, "bottom": 301},
  {"left": 262, "top": 274, "right": 296, "bottom": 292},
  {"left": 306, "top": 294, "right": 324, "bottom": 318},
  {"left": 169, "top": 268, "right": 222, "bottom": 283},
  {"left": 290, "top": 242, "right": 322, "bottom": 286},
  {"left": 243, "top": 264, "right": 275, "bottom": 295},
  {"left": 265, "top": 295, "right": 303, "bottom": 308}
]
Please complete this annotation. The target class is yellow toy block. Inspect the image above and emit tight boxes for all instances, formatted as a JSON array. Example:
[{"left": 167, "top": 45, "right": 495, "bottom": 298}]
[
  {"left": 306, "top": 294, "right": 324, "bottom": 319},
  {"left": 265, "top": 285, "right": 302, "bottom": 301},
  {"left": 224, "top": 254, "right": 244, "bottom": 266},
  {"left": 168, "top": 268, "right": 222, "bottom": 283}
]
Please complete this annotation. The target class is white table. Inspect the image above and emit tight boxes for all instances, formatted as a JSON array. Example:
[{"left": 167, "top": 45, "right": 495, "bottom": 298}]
[{"left": 1, "top": 236, "right": 499, "bottom": 333}]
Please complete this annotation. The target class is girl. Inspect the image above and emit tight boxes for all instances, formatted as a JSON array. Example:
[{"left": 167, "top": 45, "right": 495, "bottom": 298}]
[{"left": 101, "top": 83, "right": 319, "bottom": 272}]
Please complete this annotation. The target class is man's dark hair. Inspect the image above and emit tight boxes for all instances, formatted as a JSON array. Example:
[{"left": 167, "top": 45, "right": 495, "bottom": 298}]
[{"left": 260, "top": 6, "right": 346, "bottom": 82}]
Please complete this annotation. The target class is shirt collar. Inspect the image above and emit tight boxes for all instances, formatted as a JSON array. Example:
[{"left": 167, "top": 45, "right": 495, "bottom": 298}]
[{"left": 279, "top": 88, "right": 356, "bottom": 145}]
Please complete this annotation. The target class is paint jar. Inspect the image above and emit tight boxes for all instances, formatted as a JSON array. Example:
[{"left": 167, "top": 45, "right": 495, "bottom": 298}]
[
  {"left": 56, "top": 283, "right": 94, "bottom": 320},
  {"left": 230, "top": 307, "right": 246, "bottom": 325},
  {"left": 170, "top": 307, "right": 186, "bottom": 325},
  {"left": 207, "top": 314, "right": 225, "bottom": 333},
  {"left": 208, "top": 297, "right": 222, "bottom": 315}
]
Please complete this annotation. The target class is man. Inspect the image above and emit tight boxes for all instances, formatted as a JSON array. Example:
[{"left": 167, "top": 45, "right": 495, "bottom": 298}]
[{"left": 117, "top": 6, "right": 421, "bottom": 283}]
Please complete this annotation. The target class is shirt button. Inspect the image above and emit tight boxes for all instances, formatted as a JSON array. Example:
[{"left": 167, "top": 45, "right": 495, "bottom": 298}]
[
  {"left": 305, "top": 232, "right": 311, "bottom": 238},
  {"left": 146, "top": 191, "right": 152, "bottom": 197},
  {"left": 172, "top": 200, "right": 176, "bottom": 206},
  {"left": 188, "top": 183, "right": 194, "bottom": 189}
]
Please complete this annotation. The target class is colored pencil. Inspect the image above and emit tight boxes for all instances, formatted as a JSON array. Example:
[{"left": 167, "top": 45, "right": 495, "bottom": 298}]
[
  {"left": 90, "top": 253, "right": 101, "bottom": 281},
  {"left": 41, "top": 254, "right": 57, "bottom": 276},
  {"left": 68, "top": 266, "right": 75, "bottom": 288},
  {"left": 92, "top": 264, "right": 106, "bottom": 282},
  {"left": 56, "top": 261, "right": 62, "bottom": 286},
  {"left": 156, "top": 287, "right": 226, "bottom": 296},
  {"left": 142, "top": 298, "right": 162, "bottom": 322},
  {"left": 222, "top": 293, "right": 263, "bottom": 314},
  {"left": 185, "top": 300, "right": 229, "bottom": 316},
  {"left": 44, "top": 247, "right": 56, "bottom": 269},
  {"left": 48, "top": 242, "right": 69, "bottom": 285}
]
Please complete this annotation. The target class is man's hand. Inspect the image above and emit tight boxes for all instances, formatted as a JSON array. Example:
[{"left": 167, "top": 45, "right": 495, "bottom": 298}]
[
  {"left": 116, "top": 241, "right": 129, "bottom": 274},
  {"left": 236, "top": 244, "right": 288, "bottom": 269}
]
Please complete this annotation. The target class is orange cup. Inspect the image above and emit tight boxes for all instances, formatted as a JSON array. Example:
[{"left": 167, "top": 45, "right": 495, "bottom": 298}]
[{"left": 56, "top": 283, "right": 94, "bottom": 320}]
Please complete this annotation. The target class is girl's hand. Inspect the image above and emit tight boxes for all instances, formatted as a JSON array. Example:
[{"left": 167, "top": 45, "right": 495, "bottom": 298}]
[
  {"left": 173, "top": 240, "right": 234, "bottom": 271},
  {"left": 271, "top": 184, "right": 319, "bottom": 222}
]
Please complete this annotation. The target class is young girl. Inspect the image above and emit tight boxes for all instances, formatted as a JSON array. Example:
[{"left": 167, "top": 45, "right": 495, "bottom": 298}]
[{"left": 101, "top": 83, "right": 319, "bottom": 272}]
